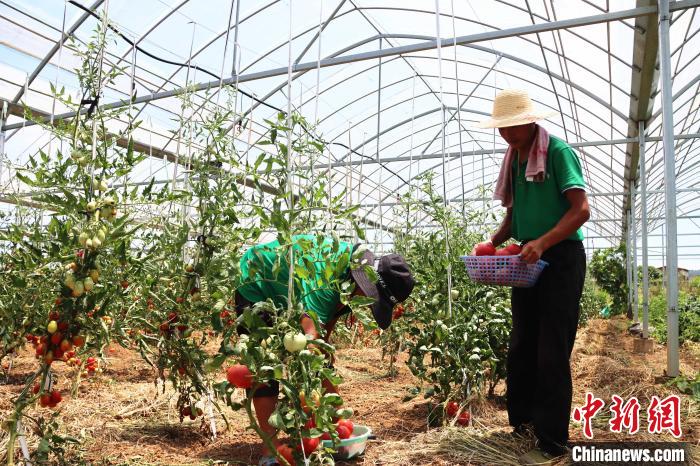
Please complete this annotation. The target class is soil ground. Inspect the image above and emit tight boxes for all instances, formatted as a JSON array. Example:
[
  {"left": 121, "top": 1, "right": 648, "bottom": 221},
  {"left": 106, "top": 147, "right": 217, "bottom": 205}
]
[{"left": 1, "top": 316, "right": 698, "bottom": 465}]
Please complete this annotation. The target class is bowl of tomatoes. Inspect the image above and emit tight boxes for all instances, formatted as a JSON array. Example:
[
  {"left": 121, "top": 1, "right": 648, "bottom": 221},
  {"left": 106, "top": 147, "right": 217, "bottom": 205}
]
[
  {"left": 461, "top": 243, "right": 548, "bottom": 288},
  {"left": 321, "top": 421, "right": 372, "bottom": 460}
]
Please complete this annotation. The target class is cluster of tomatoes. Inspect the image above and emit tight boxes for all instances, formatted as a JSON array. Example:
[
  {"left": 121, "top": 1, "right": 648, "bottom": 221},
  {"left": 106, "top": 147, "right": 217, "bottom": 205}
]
[
  {"left": 32, "top": 384, "right": 63, "bottom": 409},
  {"left": 392, "top": 303, "right": 413, "bottom": 320},
  {"left": 158, "top": 311, "right": 189, "bottom": 338},
  {"left": 473, "top": 242, "right": 522, "bottom": 256},
  {"left": 445, "top": 401, "right": 471, "bottom": 426},
  {"left": 274, "top": 417, "right": 355, "bottom": 466},
  {"left": 219, "top": 309, "right": 235, "bottom": 327},
  {"left": 179, "top": 404, "right": 204, "bottom": 420},
  {"left": 27, "top": 308, "right": 86, "bottom": 367}
]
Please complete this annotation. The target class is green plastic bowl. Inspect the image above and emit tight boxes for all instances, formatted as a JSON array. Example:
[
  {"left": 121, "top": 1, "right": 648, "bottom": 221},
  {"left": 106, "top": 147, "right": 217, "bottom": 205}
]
[{"left": 321, "top": 424, "right": 372, "bottom": 459}]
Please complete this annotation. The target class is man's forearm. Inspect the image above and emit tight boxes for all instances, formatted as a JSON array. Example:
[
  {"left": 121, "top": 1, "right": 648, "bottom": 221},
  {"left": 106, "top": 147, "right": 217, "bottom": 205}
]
[
  {"left": 538, "top": 205, "right": 589, "bottom": 250},
  {"left": 491, "top": 213, "right": 512, "bottom": 247}
]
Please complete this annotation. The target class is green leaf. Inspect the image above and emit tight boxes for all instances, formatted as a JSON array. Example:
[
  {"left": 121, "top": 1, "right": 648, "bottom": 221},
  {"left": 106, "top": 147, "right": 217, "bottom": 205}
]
[{"left": 268, "top": 411, "right": 285, "bottom": 429}]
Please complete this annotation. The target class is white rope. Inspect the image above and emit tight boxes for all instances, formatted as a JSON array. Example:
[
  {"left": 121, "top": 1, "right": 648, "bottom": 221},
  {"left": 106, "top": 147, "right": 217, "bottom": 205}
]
[
  {"left": 450, "top": 0, "right": 466, "bottom": 218},
  {"left": 434, "top": 0, "right": 453, "bottom": 318},
  {"left": 216, "top": 0, "right": 237, "bottom": 107},
  {"left": 310, "top": 1, "right": 323, "bottom": 215},
  {"left": 125, "top": 39, "right": 136, "bottom": 207},
  {"left": 405, "top": 75, "right": 417, "bottom": 232},
  {"left": 286, "top": 0, "right": 296, "bottom": 311},
  {"left": 90, "top": 0, "right": 110, "bottom": 201},
  {"left": 47, "top": 0, "right": 68, "bottom": 159}
]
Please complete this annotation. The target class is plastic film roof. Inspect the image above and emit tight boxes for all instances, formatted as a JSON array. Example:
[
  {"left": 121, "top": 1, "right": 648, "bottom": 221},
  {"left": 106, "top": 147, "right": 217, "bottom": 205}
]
[{"left": 1, "top": 0, "right": 700, "bottom": 266}]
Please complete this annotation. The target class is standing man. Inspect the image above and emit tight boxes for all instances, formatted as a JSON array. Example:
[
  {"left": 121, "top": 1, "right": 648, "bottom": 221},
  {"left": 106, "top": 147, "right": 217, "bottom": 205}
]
[
  {"left": 472, "top": 89, "right": 590, "bottom": 464},
  {"left": 236, "top": 234, "right": 415, "bottom": 466}
]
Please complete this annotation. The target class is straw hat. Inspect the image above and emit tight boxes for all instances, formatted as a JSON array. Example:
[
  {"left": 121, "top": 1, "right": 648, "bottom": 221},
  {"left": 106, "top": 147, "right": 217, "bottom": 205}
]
[{"left": 477, "top": 89, "right": 557, "bottom": 129}]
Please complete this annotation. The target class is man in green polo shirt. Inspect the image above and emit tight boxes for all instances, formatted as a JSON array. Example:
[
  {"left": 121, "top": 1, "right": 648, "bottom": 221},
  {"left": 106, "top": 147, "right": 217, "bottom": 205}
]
[
  {"left": 473, "top": 89, "right": 590, "bottom": 465},
  {"left": 236, "top": 234, "right": 415, "bottom": 465}
]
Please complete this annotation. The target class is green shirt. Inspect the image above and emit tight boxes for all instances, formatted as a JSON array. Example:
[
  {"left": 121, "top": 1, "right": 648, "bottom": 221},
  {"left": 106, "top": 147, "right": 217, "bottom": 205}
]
[
  {"left": 511, "top": 136, "right": 586, "bottom": 242},
  {"left": 238, "top": 235, "right": 353, "bottom": 323}
]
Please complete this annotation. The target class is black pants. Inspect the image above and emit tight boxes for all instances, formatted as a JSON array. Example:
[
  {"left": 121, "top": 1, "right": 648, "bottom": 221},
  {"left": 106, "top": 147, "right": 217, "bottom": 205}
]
[{"left": 507, "top": 240, "right": 586, "bottom": 455}]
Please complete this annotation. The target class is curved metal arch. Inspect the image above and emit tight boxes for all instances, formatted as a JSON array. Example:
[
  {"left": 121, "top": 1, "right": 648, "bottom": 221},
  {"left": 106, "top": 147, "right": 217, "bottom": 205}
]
[
  {"left": 237, "top": 28, "right": 631, "bottom": 165},
  {"left": 350, "top": 6, "right": 633, "bottom": 69},
  {"left": 641, "top": 150, "right": 700, "bottom": 229},
  {"left": 329, "top": 112, "right": 626, "bottom": 187},
  {"left": 124, "top": 0, "right": 284, "bottom": 154},
  {"left": 341, "top": 127, "right": 623, "bottom": 224},
  {"left": 377, "top": 130, "right": 625, "bottom": 197},
  {"left": 321, "top": 97, "right": 627, "bottom": 214},
  {"left": 12, "top": 0, "right": 105, "bottom": 103},
  {"left": 351, "top": 145, "right": 622, "bottom": 228},
  {"left": 319, "top": 43, "right": 629, "bottom": 164},
  {"left": 290, "top": 34, "right": 630, "bottom": 144},
  {"left": 111, "top": 0, "right": 189, "bottom": 66},
  {"left": 325, "top": 83, "right": 626, "bottom": 176}
]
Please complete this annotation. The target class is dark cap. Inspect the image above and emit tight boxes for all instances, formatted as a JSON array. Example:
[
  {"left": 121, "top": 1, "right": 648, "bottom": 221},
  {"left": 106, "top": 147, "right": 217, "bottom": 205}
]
[{"left": 350, "top": 246, "right": 415, "bottom": 329}]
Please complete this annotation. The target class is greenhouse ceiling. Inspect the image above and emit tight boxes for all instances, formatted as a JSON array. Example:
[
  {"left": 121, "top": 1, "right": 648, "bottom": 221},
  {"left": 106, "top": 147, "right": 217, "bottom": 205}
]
[{"left": 1, "top": 0, "right": 700, "bottom": 266}]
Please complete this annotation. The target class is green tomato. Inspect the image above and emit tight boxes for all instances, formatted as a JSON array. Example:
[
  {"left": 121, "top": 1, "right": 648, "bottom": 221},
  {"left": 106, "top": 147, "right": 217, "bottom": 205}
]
[
  {"left": 83, "top": 277, "right": 95, "bottom": 292},
  {"left": 450, "top": 289, "right": 459, "bottom": 300},
  {"left": 47, "top": 321, "right": 58, "bottom": 334},
  {"left": 283, "top": 332, "right": 307, "bottom": 352}
]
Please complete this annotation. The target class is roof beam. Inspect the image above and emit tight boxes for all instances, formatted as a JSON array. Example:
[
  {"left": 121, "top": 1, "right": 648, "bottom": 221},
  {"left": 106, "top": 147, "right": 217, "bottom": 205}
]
[{"left": 622, "top": 0, "right": 661, "bottom": 234}]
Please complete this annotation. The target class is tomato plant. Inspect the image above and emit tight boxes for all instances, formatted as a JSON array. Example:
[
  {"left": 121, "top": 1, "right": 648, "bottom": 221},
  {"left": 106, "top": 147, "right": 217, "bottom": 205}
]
[
  {"left": 1, "top": 22, "right": 144, "bottom": 463},
  {"left": 392, "top": 174, "right": 511, "bottom": 421}
]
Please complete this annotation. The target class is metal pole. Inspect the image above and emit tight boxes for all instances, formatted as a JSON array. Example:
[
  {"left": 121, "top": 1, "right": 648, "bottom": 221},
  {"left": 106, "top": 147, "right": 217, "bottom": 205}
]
[
  {"left": 631, "top": 180, "right": 639, "bottom": 323},
  {"left": 376, "top": 38, "right": 383, "bottom": 253},
  {"left": 626, "top": 210, "right": 633, "bottom": 316},
  {"left": 639, "top": 120, "right": 650, "bottom": 339},
  {"left": 658, "top": 0, "right": 679, "bottom": 377}
]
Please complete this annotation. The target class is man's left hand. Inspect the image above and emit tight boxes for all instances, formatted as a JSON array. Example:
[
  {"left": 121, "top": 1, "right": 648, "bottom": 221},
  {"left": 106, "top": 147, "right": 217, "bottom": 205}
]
[{"left": 520, "top": 239, "right": 546, "bottom": 264}]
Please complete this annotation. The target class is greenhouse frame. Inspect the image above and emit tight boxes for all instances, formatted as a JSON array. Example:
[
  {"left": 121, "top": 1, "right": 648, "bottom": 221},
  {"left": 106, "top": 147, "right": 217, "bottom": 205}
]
[{"left": 1, "top": 1, "right": 699, "bottom": 464}]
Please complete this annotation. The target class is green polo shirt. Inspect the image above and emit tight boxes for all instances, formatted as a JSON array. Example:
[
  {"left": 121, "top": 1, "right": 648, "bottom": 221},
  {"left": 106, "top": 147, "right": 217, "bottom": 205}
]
[
  {"left": 237, "top": 235, "right": 353, "bottom": 323},
  {"left": 511, "top": 136, "right": 586, "bottom": 242}
]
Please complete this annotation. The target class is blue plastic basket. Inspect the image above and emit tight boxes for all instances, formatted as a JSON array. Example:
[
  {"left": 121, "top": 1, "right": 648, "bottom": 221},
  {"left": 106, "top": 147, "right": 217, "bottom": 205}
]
[{"left": 460, "top": 255, "right": 548, "bottom": 288}]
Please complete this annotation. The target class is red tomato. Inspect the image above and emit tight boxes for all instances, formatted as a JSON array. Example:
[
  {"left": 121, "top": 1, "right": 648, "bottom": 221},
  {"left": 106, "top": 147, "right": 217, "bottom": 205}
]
[
  {"left": 446, "top": 401, "right": 459, "bottom": 418},
  {"left": 276, "top": 444, "right": 295, "bottom": 466},
  {"left": 336, "top": 425, "right": 352, "bottom": 439},
  {"left": 474, "top": 243, "right": 496, "bottom": 256},
  {"left": 494, "top": 248, "right": 511, "bottom": 256},
  {"left": 457, "top": 411, "right": 471, "bottom": 426},
  {"left": 50, "top": 390, "right": 62, "bottom": 404},
  {"left": 39, "top": 394, "right": 51, "bottom": 407},
  {"left": 297, "top": 437, "right": 320, "bottom": 453},
  {"left": 72, "top": 335, "right": 85, "bottom": 347},
  {"left": 304, "top": 418, "right": 316, "bottom": 430},
  {"left": 321, "top": 432, "right": 331, "bottom": 441},
  {"left": 506, "top": 243, "right": 522, "bottom": 255},
  {"left": 337, "top": 419, "right": 354, "bottom": 434},
  {"left": 50, "top": 332, "right": 62, "bottom": 345},
  {"left": 226, "top": 364, "right": 253, "bottom": 389}
]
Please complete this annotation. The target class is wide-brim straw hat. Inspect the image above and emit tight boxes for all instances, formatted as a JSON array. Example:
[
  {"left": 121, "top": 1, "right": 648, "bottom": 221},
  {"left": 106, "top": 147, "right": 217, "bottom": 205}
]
[{"left": 477, "top": 89, "right": 557, "bottom": 129}]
